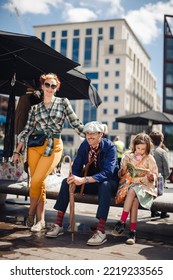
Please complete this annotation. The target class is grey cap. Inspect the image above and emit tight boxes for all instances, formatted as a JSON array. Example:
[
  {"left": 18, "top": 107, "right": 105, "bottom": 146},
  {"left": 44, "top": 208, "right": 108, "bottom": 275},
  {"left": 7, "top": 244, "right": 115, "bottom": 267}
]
[{"left": 83, "top": 121, "right": 104, "bottom": 133}]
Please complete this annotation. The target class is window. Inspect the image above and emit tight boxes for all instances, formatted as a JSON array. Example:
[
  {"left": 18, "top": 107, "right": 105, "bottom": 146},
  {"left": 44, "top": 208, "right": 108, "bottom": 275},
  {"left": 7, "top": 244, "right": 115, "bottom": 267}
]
[
  {"left": 84, "top": 37, "right": 92, "bottom": 67},
  {"left": 112, "top": 121, "right": 118, "bottom": 130},
  {"left": 61, "top": 30, "right": 67, "bottom": 37},
  {"left": 51, "top": 31, "right": 56, "bottom": 38},
  {"left": 104, "top": 84, "right": 109, "bottom": 89},
  {"left": 115, "top": 71, "right": 120, "bottom": 77},
  {"left": 114, "top": 109, "right": 118, "bottom": 114},
  {"left": 115, "top": 58, "right": 120, "bottom": 64},
  {"left": 86, "top": 28, "right": 92, "bottom": 35},
  {"left": 98, "top": 27, "right": 103, "bottom": 34},
  {"left": 115, "top": 83, "right": 119, "bottom": 89},
  {"left": 83, "top": 100, "right": 96, "bottom": 123},
  {"left": 96, "top": 36, "right": 103, "bottom": 66},
  {"left": 103, "top": 109, "right": 108, "bottom": 114},
  {"left": 60, "top": 39, "right": 67, "bottom": 57},
  {"left": 109, "top": 27, "right": 114, "bottom": 39},
  {"left": 86, "top": 72, "right": 98, "bottom": 79},
  {"left": 50, "top": 39, "right": 56, "bottom": 49},
  {"left": 74, "top": 29, "right": 79, "bottom": 36},
  {"left": 109, "top": 44, "right": 114, "bottom": 54},
  {"left": 105, "top": 58, "right": 109, "bottom": 64},
  {"left": 104, "top": 96, "right": 108, "bottom": 102},
  {"left": 41, "top": 32, "right": 45, "bottom": 42},
  {"left": 72, "top": 38, "right": 79, "bottom": 63},
  {"left": 114, "top": 96, "right": 119, "bottom": 102}
]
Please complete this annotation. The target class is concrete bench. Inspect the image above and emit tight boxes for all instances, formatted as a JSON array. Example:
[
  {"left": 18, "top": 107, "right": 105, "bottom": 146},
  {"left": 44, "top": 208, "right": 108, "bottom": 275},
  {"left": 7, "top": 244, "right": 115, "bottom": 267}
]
[{"left": 0, "top": 179, "right": 173, "bottom": 213}]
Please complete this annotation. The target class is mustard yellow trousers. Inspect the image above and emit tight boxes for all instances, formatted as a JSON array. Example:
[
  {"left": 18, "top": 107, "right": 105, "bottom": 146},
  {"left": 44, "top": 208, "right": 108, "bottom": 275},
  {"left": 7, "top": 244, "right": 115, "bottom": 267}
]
[{"left": 27, "top": 138, "right": 63, "bottom": 202}]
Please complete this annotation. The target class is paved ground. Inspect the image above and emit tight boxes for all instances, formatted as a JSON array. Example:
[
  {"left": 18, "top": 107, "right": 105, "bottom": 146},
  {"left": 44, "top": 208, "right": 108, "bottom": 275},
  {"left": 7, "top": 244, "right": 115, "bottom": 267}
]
[{"left": 0, "top": 181, "right": 173, "bottom": 260}]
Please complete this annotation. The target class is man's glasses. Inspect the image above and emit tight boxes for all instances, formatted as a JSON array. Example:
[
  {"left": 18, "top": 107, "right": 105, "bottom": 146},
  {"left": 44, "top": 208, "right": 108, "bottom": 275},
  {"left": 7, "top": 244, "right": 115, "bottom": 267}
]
[{"left": 44, "top": 82, "right": 57, "bottom": 89}]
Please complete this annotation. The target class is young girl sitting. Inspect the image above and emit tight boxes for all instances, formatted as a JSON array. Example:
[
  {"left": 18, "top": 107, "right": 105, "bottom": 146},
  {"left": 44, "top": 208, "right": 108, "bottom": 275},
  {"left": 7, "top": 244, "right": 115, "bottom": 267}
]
[{"left": 112, "top": 133, "right": 158, "bottom": 245}]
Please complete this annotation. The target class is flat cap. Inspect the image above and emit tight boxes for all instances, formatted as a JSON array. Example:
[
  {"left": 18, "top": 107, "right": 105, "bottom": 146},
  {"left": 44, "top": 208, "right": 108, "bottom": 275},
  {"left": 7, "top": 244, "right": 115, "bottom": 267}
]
[{"left": 83, "top": 121, "right": 104, "bottom": 133}]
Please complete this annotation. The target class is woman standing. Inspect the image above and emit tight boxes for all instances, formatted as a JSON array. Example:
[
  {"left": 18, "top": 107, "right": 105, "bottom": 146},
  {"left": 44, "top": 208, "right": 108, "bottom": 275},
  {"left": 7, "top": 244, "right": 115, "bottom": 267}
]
[{"left": 13, "top": 73, "right": 84, "bottom": 232}]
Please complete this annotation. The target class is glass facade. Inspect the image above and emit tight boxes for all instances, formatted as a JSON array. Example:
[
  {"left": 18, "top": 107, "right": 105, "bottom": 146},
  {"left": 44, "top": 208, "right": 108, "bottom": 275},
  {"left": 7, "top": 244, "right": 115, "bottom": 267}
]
[
  {"left": 163, "top": 15, "right": 173, "bottom": 149},
  {"left": 60, "top": 39, "right": 67, "bottom": 56},
  {"left": 84, "top": 37, "right": 92, "bottom": 66},
  {"left": 83, "top": 100, "right": 96, "bottom": 123},
  {"left": 41, "top": 32, "right": 45, "bottom": 42},
  {"left": 72, "top": 38, "right": 79, "bottom": 63}
]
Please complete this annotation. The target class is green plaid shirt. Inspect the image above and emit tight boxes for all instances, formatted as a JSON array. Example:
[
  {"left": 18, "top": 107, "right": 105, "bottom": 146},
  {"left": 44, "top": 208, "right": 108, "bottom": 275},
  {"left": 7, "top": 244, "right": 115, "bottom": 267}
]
[{"left": 19, "top": 96, "right": 85, "bottom": 156}]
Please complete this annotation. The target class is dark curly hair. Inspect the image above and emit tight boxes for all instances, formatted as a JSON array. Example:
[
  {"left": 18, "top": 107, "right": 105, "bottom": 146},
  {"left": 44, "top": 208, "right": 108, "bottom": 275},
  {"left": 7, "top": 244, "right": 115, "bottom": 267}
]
[{"left": 149, "top": 131, "right": 164, "bottom": 146}]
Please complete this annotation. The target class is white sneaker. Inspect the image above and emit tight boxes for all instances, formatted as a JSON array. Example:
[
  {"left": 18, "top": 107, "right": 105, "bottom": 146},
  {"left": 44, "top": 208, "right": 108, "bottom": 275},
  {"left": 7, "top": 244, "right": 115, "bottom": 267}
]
[
  {"left": 31, "top": 221, "right": 45, "bottom": 232},
  {"left": 87, "top": 230, "right": 107, "bottom": 246},
  {"left": 46, "top": 224, "right": 64, "bottom": 238}
]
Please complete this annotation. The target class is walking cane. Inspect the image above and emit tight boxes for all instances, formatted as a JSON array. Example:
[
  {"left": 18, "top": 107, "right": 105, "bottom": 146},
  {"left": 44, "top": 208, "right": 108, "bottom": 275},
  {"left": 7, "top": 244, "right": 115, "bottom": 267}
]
[{"left": 63, "top": 155, "right": 76, "bottom": 241}]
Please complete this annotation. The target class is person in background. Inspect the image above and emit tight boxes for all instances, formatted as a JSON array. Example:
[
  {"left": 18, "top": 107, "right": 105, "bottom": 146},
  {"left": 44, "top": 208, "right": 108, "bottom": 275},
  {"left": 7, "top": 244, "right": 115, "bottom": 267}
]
[
  {"left": 149, "top": 131, "right": 170, "bottom": 219},
  {"left": 13, "top": 73, "right": 84, "bottom": 232},
  {"left": 112, "top": 133, "right": 158, "bottom": 245},
  {"left": 102, "top": 124, "right": 109, "bottom": 139},
  {"left": 46, "top": 121, "right": 119, "bottom": 246},
  {"left": 113, "top": 135, "right": 125, "bottom": 166}
]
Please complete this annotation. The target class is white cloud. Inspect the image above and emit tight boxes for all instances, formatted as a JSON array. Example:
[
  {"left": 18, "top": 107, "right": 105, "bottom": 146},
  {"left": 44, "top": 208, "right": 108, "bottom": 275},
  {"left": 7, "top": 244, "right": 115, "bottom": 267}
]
[
  {"left": 62, "top": 3, "right": 97, "bottom": 22},
  {"left": 125, "top": 1, "right": 173, "bottom": 45},
  {"left": 3, "top": 0, "right": 63, "bottom": 15}
]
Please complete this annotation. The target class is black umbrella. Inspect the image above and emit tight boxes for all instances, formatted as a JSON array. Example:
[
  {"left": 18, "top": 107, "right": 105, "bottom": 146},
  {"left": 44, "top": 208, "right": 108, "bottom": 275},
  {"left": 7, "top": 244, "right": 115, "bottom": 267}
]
[
  {"left": 0, "top": 69, "right": 102, "bottom": 107},
  {"left": 0, "top": 30, "right": 79, "bottom": 80},
  {"left": 116, "top": 110, "right": 173, "bottom": 126}
]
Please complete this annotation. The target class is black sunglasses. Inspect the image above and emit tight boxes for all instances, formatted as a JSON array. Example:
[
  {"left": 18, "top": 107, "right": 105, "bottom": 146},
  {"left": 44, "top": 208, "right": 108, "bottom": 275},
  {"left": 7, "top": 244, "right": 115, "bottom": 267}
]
[{"left": 44, "top": 82, "right": 57, "bottom": 89}]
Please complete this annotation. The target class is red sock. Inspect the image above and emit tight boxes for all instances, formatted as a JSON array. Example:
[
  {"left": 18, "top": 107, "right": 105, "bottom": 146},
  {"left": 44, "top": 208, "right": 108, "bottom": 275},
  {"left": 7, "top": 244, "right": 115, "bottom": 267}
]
[
  {"left": 130, "top": 222, "right": 136, "bottom": 231},
  {"left": 56, "top": 211, "right": 64, "bottom": 227},
  {"left": 120, "top": 211, "right": 129, "bottom": 223},
  {"left": 97, "top": 218, "right": 106, "bottom": 233}
]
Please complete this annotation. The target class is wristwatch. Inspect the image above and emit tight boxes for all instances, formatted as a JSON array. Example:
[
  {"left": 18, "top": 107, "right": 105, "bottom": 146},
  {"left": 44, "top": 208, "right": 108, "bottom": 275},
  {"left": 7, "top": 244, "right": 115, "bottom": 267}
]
[{"left": 85, "top": 177, "right": 89, "bottom": 184}]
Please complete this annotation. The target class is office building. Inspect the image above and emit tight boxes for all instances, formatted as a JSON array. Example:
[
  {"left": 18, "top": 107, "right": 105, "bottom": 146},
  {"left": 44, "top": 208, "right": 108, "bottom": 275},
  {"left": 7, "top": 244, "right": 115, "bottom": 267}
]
[{"left": 34, "top": 19, "right": 158, "bottom": 149}]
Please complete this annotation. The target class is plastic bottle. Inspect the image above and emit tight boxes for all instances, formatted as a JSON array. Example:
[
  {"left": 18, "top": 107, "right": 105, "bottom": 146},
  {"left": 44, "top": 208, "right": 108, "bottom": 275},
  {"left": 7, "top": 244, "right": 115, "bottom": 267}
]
[{"left": 157, "top": 173, "right": 164, "bottom": 196}]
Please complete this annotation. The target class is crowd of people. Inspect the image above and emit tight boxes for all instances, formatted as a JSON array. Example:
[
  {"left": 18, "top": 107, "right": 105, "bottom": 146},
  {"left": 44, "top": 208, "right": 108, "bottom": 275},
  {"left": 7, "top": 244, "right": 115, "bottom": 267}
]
[{"left": 12, "top": 72, "right": 170, "bottom": 247}]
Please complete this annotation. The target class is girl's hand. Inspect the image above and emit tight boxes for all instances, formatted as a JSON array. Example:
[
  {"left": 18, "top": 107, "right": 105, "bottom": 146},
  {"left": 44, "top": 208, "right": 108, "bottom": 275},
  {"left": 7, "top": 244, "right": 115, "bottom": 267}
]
[{"left": 147, "top": 171, "right": 154, "bottom": 182}]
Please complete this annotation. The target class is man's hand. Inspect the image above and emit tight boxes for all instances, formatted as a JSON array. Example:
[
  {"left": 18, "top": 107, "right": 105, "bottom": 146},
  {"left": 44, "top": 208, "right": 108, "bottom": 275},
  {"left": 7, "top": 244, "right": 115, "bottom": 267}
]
[{"left": 67, "top": 175, "right": 85, "bottom": 186}]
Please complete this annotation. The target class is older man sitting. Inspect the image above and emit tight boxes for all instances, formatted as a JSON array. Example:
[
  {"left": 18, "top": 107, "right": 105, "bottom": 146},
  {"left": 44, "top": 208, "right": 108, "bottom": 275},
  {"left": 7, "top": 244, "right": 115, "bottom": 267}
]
[{"left": 46, "top": 121, "right": 119, "bottom": 246}]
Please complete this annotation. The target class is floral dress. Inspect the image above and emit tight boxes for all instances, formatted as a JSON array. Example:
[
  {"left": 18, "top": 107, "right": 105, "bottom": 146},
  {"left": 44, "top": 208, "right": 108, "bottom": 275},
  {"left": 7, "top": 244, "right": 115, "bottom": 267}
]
[{"left": 120, "top": 151, "right": 158, "bottom": 210}]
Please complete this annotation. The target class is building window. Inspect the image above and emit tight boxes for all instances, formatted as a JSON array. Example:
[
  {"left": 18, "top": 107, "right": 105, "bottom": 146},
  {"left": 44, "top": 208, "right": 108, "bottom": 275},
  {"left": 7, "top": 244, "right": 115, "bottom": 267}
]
[
  {"left": 114, "top": 96, "right": 119, "bottom": 102},
  {"left": 51, "top": 31, "right": 56, "bottom": 38},
  {"left": 115, "top": 58, "right": 120, "bottom": 64},
  {"left": 84, "top": 37, "right": 92, "bottom": 67},
  {"left": 96, "top": 36, "right": 103, "bottom": 66},
  {"left": 61, "top": 30, "right": 67, "bottom": 37},
  {"left": 50, "top": 39, "right": 56, "bottom": 49},
  {"left": 98, "top": 27, "right": 103, "bottom": 34},
  {"left": 110, "top": 26, "right": 114, "bottom": 39},
  {"left": 115, "top": 83, "right": 120, "bottom": 89},
  {"left": 109, "top": 44, "right": 114, "bottom": 54},
  {"left": 86, "top": 72, "right": 98, "bottom": 79},
  {"left": 60, "top": 39, "right": 67, "bottom": 57},
  {"left": 105, "top": 71, "right": 109, "bottom": 77},
  {"left": 74, "top": 29, "right": 80, "bottom": 36},
  {"left": 86, "top": 28, "right": 92, "bottom": 35},
  {"left": 41, "top": 32, "right": 45, "bottom": 42},
  {"left": 104, "top": 96, "right": 108, "bottom": 102},
  {"left": 112, "top": 121, "right": 118, "bottom": 130},
  {"left": 114, "top": 109, "right": 118, "bottom": 114},
  {"left": 103, "top": 109, "right": 108, "bottom": 114},
  {"left": 104, "top": 83, "right": 109, "bottom": 89},
  {"left": 83, "top": 100, "right": 96, "bottom": 123},
  {"left": 166, "top": 63, "right": 173, "bottom": 84},
  {"left": 72, "top": 38, "right": 79, "bottom": 63},
  {"left": 115, "top": 71, "right": 120, "bottom": 76},
  {"left": 105, "top": 58, "right": 109, "bottom": 64}
]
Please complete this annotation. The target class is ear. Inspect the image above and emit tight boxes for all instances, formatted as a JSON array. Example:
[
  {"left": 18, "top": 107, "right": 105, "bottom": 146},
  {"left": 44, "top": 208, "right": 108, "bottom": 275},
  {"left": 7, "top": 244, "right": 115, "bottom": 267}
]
[{"left": 41, "top": 84, "right": 44, "bottom": 91}]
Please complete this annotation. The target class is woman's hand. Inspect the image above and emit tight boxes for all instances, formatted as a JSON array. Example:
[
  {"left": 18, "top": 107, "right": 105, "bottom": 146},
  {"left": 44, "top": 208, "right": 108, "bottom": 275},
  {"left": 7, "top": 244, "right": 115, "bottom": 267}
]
[
  {"left": 146, "top": 171, "right": 154, "bottom": 182},
  {"left": 13, "top": 152, "right": 20, "bottom": 166}
]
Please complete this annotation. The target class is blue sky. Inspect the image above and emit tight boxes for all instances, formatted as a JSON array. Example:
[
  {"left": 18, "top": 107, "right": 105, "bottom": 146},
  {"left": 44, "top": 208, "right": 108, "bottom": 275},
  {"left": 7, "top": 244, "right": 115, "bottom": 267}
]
[{"left": 1, "top": 0, "right": 173, "bottom": 96}]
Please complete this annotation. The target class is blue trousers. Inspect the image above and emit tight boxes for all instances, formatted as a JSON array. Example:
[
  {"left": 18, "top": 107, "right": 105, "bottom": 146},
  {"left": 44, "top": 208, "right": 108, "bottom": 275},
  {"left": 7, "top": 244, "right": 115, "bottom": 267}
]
[{"left": 54, "top": 178, "right": 118, "bottom": 221}]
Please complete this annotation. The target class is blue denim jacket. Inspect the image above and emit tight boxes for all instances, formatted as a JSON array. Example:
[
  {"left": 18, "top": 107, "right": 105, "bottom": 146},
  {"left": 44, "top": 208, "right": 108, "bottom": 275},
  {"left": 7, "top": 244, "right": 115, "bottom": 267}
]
[{"left": 72, "top": 138, "right": 119, "bottom": 183}]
